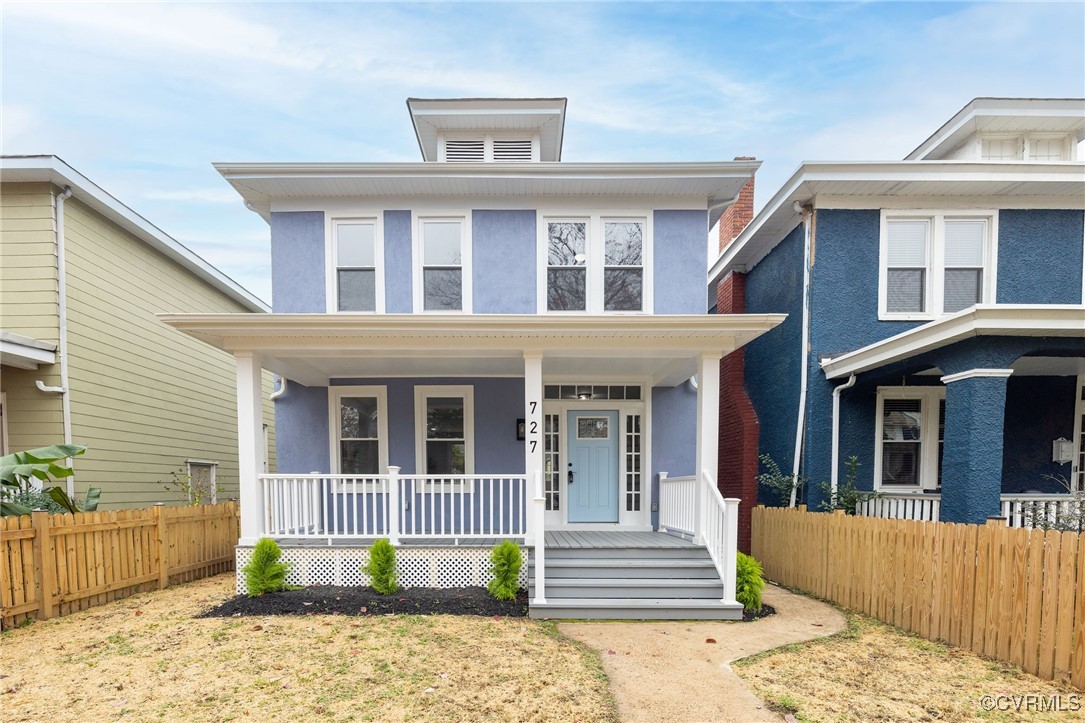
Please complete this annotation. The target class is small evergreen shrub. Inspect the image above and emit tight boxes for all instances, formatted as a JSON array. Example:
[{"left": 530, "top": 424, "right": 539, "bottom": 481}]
[
  {"left": 243, "top": 538, "right": 292, "bottom": 597},
  {"left": 736, "top": 552, "right": 766, "bottom": 613},
  {"left": 487, "top": 540, "right": 523, "bottom": 600},
  {"left": 364, "top": 538, "right": 399, "bottom": 595}
]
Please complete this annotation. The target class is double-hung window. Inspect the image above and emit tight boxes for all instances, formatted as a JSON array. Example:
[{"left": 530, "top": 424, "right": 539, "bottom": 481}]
[
  {"left": 543, "top": 215, "right": 649, "bottom": 313},
  {"left": 414, "top": 386, "right": 474, "bottom": 477},
  {"left": 330, "top": 387, "right": 388, "bottom": 476},
  {"left": 880, "top": 211, "right": 995, "bottom": 320},
  {"left": 333, "top": 219, "right": 380, "bottom": 312},
  {"left": 875, "top": 387, "right": 945, "bottom": 490},
  {"left": 417, "top": 217, "right": 470, "bottom": 312}
]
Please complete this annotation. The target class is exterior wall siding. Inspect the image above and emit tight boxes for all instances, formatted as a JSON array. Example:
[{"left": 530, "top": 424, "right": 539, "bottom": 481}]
[
  {"left": 653, "top": 210, "right": 709, "bottom": 314},
  {"left": 650, "top": 383, "right": 697, "bottom": 528},
  {"left": 1001, "top": 375, "right": 1077, "bottom": 494},
  {"left": 996, "top": 209, "right": 1084, "bottom": 304},
  {"left": 383, "top": 210, "right": 413, "bottom": 313},
  {"left": 61, "top": 197, "right": 275, "bottom": 508},
  {"left": 270, "top": 211, "right": 325, "bottom": 312},
  {"left": 472, "top": 210, "right": 536, "bottom": 314}
]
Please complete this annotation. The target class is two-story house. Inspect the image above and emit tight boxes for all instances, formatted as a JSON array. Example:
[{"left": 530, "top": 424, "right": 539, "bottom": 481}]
[
  {"left": 710, "top": 98, "right": 1085, "bottom": 534},
  {"left": 164, "top": 98, "right": 784, "bottom": 619},
  {"left": 0, "top": 155, "right": 276, "bottom": 508}
]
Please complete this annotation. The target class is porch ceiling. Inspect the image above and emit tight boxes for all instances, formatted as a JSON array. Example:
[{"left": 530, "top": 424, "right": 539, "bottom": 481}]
[{"left": 159, "top": 312, "right": 785, "bottom": 387}]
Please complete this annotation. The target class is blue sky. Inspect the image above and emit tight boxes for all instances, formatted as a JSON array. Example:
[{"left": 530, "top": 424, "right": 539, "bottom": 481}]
[{"left": 3, "top": 1, "right": 1083, "bottom": 304}]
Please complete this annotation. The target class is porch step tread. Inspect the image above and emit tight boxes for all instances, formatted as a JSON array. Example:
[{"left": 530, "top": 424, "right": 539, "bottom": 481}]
[
  {"left": 535, "top": 577, "right": 722, "bottom": 587},
  {"left": 528, "top": 598, "right": 742, "bottom": 620},
  {"left": 530, "top": 559, "right": 716, "bottom": 568}
]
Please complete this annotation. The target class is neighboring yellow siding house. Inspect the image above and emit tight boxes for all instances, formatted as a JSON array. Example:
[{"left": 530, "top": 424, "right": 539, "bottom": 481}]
[{"left": 0, "top": 157, "right": 275, "bottom": 508}]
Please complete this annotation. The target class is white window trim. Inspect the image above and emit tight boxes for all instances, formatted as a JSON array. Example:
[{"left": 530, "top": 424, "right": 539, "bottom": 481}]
[
  {"left": 326, "top": 216, "right": 386, "bottom": 314},
  {"left": 873, "top": 386, "right": 945, "bottom": 491},
  {"left": 328, "top": 386, "right": 389, "bottom": 475},
  {"left": 413, "top": 385, "right": 475, "bottom": 479},
  {"left": 412, "top": 213, "right": 473, "bottom": 314},
  {"left": 878, "top": 209, "right": 998, "bottom": 322},
  {"left": 437, "top": 131, "right": 540, "bottom": 162},
  {"left": 184, "top": 459, "right": 219, "bottom": 504},
  {"left": 537, "top": 212, "right": 654, "bottom": 315}
]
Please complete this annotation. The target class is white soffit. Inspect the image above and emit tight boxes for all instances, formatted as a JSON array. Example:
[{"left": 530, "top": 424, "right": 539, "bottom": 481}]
[
  {"left": 407, "top": 97, "right": 568, "bottom": 162},
  {"left": 1010, "top": 356, "right": 1085, "bottom": 376},
  {"left": 819, "top": 305, "right": 1085, "bottom": 380},
  {"left": 0, "top": 330, "right": 57, "bottom": 370}
]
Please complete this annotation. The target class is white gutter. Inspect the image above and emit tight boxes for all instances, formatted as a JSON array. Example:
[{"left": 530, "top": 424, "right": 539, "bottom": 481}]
[
  {"left": 55, "top": 186, "right": 75, "bottom": 497},
  {"left": 830, "top": 374, "right": 857, "bottom": 498},
  {"left": 269, "top": 376, "right": 287, "bottom": 400},
  {"left": 789, "top": 203, "right": 813, "bottom": 508}
]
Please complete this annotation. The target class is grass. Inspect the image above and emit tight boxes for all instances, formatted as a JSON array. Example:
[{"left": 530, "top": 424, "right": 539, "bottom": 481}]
[
  {"left": 0, "top": 574, "right": 615, "bottom": 723},
  {"left": 734, "top": 609, "right": 1081, "bottom": 722}
]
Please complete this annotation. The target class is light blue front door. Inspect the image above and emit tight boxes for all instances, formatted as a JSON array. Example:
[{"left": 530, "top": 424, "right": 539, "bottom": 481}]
[{"left": 567, "top": 410, "right": 619, "bottom": 523}]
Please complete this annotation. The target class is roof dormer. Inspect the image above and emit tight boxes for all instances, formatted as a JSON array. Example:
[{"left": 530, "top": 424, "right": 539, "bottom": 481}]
[
  {"left": 407, "top": 98, "right": 567, "bottom": 162},
  {"left": 906, "top": 98, "right": 1085, "bottom": 162}
]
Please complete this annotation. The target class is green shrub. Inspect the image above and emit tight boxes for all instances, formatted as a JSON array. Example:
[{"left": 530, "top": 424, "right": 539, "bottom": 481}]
[
  {"left": 736, "top": 552, "right": 766, "bottom": 613},
  {"left": 243, "top": 538, "right": 292, "bottom": 597},
  {"left": 487, "top": 541, "right": 522, "bottom": 600},
  {"left": 364, "top": 538, "right": 399, "bottom": 595}
]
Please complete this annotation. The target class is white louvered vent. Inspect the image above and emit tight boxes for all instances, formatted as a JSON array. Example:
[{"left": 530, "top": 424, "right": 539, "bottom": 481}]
[
  {"left": 493, "top": 139, "right": 534, "bottom": 162},
  {"left": 444, "top": 139, "right": 485, "bottom": 162}
]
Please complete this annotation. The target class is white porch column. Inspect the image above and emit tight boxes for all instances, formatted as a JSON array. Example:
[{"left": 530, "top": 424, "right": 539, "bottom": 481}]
[
  {"left": 695, "top": 352, "right": 722, "bottom": 544},
  {"left": 236, "top": 352, "right": 266, "bottom": 544},
  {"left": 524, "top": 352, "right": 546, "bottom": 604}
]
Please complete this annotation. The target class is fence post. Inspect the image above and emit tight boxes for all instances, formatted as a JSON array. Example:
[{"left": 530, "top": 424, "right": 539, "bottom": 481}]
[
  {"left": 387, "top": 466, "right": 401, "bottom": 545},
  {"left": 31, "top": 510, "right": 55, "bottom": 620},
  {"left": 154, "top": 503, "right": 168, "bottom": 589}
]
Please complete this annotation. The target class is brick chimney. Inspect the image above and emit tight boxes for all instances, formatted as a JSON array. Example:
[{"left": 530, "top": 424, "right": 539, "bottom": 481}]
[{"left": 718, "top": 157, "right": 756, "bottom": 253}]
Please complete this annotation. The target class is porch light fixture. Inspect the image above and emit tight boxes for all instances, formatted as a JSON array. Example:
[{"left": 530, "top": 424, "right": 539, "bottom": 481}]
[
  {"left": 516, "top": 419, "right": 525, "bottom": 441},
  {"left": 1053, "top": 437, "right": 1074, "bottom": 464}
]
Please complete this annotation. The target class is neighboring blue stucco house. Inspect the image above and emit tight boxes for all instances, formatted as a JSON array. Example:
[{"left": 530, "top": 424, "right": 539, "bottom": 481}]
[
  {"left": 710, "top": 98, "right": 1085, "bottom": 527},
  {"left": 166, "top": 98, "right": 783, "bottom": 619}
]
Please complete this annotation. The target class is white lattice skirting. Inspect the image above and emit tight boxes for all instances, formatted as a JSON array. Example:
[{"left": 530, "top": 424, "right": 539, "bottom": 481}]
[{"left": 235, "top": 546, "right": 528, "bottom": 596}]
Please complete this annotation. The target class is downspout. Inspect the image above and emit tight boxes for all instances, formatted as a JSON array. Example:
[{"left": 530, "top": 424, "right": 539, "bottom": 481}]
[
  {"left": 789, "top": 201, "right": 813, "bottom": 507},
  {"left": 830, "top": 374, "right": 857, "bottom": 498},
  {"left": 55, "top": 186, "right": 75, "bottom": 496},
  {"left": 269, "top": 376, "right": 287, "bottom": 400}
]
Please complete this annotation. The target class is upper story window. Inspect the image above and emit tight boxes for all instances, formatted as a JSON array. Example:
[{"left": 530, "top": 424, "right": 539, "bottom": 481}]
[
  {"left": 332, "top": 218, "right": 383, "bottom": 312},
  {"left": 980, "top": 134, "right": 1074, "bottom": 161},
  {"left": 438, "top": 134, "right": 538, "bottom": 162},
  {"left": 542, "top": 215, "right": 650, "bottom": 313},
  {"left": 415, "top": 216, "right": 471, "bottom": 312},
  {"left": 879, "top": 211, "right": 996, "bottom": 320}
]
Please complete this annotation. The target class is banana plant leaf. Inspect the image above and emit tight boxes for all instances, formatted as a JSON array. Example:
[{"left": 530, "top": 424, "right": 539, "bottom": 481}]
[
  {"left": 0, "top": 445, "right": 87, "bottom": 488},
  {"left": 82, "top": 487, "right": 101, "bottom": 512},
  {"left": 47, "top": 487, "right": 81, "bottom": 514},
  {"left": 0, "top": 499, "right": 33, "bottom": 516}
]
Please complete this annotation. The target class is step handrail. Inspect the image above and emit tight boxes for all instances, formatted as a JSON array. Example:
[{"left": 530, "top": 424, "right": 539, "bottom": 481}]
[{"left": 699, "top": 468, "right": 739, "bottom": 607}]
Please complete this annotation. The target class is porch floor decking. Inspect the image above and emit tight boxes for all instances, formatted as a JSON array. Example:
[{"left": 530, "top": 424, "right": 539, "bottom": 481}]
[{"left": 544, "top": 530, "right": 694, "bottom": 548}]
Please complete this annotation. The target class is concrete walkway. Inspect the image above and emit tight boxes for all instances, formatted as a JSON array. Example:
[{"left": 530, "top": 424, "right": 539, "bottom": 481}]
[{"left": 559, "top": 584, "right": 846, "bottom": 723}]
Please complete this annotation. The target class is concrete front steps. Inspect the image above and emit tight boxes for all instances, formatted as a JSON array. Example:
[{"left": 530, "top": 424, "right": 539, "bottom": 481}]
[{"left": 527, "top": 544, "right": 742, "bottom": 620}]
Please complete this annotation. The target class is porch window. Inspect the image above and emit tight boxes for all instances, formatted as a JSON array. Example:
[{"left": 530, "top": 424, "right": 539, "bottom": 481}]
[
  {"left": 875, "top": 387, "right": 945, "bottom": 489},
  {"left": 544, "top": 413, "right": 560, "bottom": 510},
  {"left": 418, "top": 218, "right": 468, "bottom": 312},
  {"left": 625, "top": 413, "right": 642, "bottom": 512},
  {"left": 880, "top": 211, "right": 995, "bottom": 320},
  {"left": 334, "top": 220, "right": 378, "bottom": 312},
  {"left": 547, "top": 220, "right": 587, "bottom": 311},
  {"left": 415, "top": 386, "right": 474, "bottom": 475},
  {"left": 330, "top": 386, "right": 388, "bottom": 475}
]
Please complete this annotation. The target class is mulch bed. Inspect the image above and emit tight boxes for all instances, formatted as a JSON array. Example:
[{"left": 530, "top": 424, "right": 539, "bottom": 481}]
[
  {"left": 200, "top": 586, "right": 530, "bottom": 618},
  {"left": 743, "top": 603, "right": 776, "bottom": 622}
]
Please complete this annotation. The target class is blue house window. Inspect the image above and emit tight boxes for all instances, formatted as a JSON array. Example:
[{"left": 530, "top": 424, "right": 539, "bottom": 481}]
[
  {"left": 875, "top": 388, "right": 945, "bottom": 490},
  {"left": 547, "top": 221, "right": 587, "bottom": 311},
  {"left": 333, "top": 220, "right": 379, "bottom": 312},
  {"left": 419, "top": 219, "right": 468, "bottom": 312}
]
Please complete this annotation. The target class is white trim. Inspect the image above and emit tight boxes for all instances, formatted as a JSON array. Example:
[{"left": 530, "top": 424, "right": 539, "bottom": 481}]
[
  {"left": 328, "top": 386, "right": 389, "bottom": 474},
  {"left": 819, "top": 305, "right": 1085, "bottom": 380},
  {"left": 814, "top": 194, "right": 1085, "bottom": 211},
  {"left": 1073, "top": 374, "right": 1084, "bottom": 492},
  {"left": 0, "top": 392, "right": 8, "bottom": 456},
  {"left": 412, "top": 212, "right": 473, "bottom": 313},
  {"left": 413, "top": 385, "right": 475, "bottom": 478},
  {"left": 940, "top": 368, "right": 1015, "bottom": 384},
  {"left": 873, "top": 386, "right": 945, "bottom": 491},
  {"left": 878, "top": 210, "right": 998, "bottom": 321},
  {"left": 0, "top": 333, "right": 56, "bottom": 370},
  {"left": 326, "top": 215, "right": 386, "bottom": 314}
]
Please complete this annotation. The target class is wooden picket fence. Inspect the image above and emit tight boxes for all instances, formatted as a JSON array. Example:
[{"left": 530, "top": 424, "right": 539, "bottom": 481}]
[
  {"left": 752, "top": 505, "right": 1085, "bottom": 690},
  {"left": 1, "top": 502, "right": 239, "bottom": 629}
]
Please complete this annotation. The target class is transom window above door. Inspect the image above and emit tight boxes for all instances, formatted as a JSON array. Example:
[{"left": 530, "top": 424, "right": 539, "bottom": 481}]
[
  {"left": 541, "top": 215, "right": 651, "bottom": 313},
  {"left": 416, "top": 217, "right": 471, "bottom": 312}
]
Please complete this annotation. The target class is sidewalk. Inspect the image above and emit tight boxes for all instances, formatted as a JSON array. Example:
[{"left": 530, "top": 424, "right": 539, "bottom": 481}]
[{"left": 559, "top": 584, "right": 846, "bottom": 722}]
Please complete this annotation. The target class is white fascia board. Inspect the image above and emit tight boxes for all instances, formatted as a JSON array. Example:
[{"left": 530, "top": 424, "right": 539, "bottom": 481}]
[
  {"left": 0, "top": 155, "right": 270, "bottom": 313},
  {"left": 0, "top": 335, "right": 57, "bottom": 370},
  {"left": 707, "top": 160, "right": 1085, "bottom": 286},
  {"left": 819, "top": 305, "right": 1085, "bottom": 380},
  {"left": 213, "top": 160, "right": 762, "bottom": 179}
]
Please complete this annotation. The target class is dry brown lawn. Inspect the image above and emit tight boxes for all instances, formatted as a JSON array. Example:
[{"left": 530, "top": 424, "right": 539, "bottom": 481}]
[
  {"left": 0, "top": 574, "right": 615, "bottom": 722},
  {"left": 735, "top": 613, "right": 1083, "bottom": 722}
]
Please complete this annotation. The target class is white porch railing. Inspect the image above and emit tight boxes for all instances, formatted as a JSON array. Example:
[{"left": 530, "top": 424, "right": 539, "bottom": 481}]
[
  {"left": 260, "top": 470, "right": 528, "bottom": 542},
  {"left": 857, "top": 492, "right": 1082, "bottom": 529},
  {"left": 657, "top": 470, "right": 739, "bottom": 606}
]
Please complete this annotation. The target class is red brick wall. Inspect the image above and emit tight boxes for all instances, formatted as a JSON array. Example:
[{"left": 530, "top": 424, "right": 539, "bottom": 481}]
[
  {"left": 716, "top": 271, "right": 759, "bottom": 553},
  {"left": 717, "top": 158, "right": 756, "bottom": 253}
]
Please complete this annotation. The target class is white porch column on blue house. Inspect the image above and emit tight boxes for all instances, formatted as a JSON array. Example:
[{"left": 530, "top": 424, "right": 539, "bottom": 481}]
[
  {"left": 236, "top": 352, "right": 265, "bottom": 544},
  {"left": 695, "top": 352, "right": 723, "bottom": 543},
  {"left": 524, "top": 351, "right": 546, "bottom": 605}
]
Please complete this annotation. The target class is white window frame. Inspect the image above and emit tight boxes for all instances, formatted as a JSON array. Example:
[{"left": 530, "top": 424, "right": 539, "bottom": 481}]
[
  {"left": 878, "top": 210, "right": 998, "bottom": 321},
  {"left": 437, "top": 131, "right": 540, "bottom": 162},
  {"left": 328, "top": 386, "right": 389, "bottom": 476},
  {"left": 413, "top": 213, "right": 472, "bottom": 313},
  {"left": 326, "top": 216, "right": 386, "bottom": 314},
  {"left": 413, "top": 385, "right": 475, "bottom": 481},
  {"left": 979, "top": 132, "right": 1076, "bottom": 162},
  {"left": 873, "top": 386, "right": 945, "bottom": 491},
  {"left": 537, "top": 213, "right": 654, "bottom": 314},
  {"left": 184, "top": 459, "right": 219, "bottom": 504}
]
